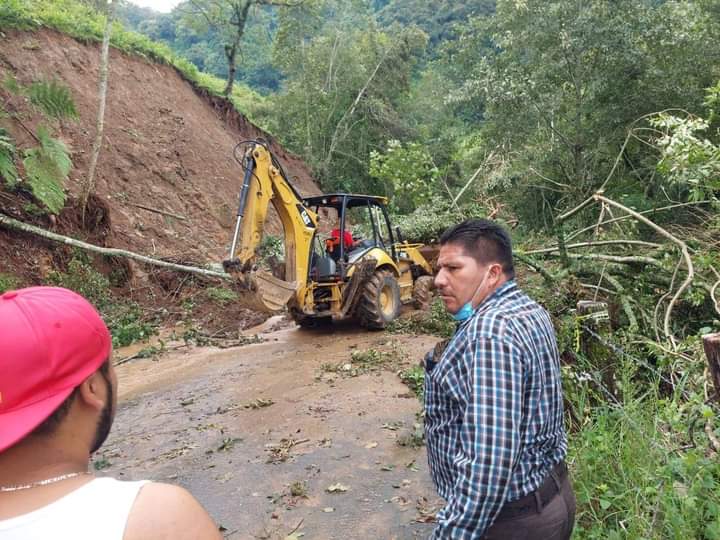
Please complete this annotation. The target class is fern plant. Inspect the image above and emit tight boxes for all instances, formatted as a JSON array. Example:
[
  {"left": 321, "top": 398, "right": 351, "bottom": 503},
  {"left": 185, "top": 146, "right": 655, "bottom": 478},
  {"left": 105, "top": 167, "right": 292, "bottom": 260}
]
[
  {"left": 28, "top": 79, "right": 79, "bottom": 121},
  {"left": 22, "top": 126, "right": 71, "bottom": 214},
  {"left": 0, "top": 128, "right": 18, "bottom": 188}
]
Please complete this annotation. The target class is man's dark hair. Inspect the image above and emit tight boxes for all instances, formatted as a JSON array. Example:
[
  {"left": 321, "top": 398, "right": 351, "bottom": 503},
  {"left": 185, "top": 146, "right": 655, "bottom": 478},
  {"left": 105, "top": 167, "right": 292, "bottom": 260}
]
[
  {"left": 31, "top": 359, "right": 111, "bottom": 437},
  {"left": 439, "top": 219, "right": 515, "bottom": 278}
]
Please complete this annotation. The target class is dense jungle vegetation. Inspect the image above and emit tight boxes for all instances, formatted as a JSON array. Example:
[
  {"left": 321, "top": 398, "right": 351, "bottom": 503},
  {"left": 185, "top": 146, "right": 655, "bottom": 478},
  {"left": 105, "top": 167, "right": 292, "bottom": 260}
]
[{"left": 3, "top": 0, "right": 720, "bottom": 537}]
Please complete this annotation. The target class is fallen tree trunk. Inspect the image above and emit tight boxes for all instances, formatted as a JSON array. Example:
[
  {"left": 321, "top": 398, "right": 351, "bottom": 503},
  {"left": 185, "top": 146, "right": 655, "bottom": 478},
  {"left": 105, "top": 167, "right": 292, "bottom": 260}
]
[{"left": 0, "top": 213, "right": 230, "bottom": 281}]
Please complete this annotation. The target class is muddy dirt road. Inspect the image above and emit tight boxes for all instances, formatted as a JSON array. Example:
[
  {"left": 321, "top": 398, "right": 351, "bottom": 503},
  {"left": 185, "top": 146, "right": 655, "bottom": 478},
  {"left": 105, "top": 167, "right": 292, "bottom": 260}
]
[{"left": 100, "top": 318, "right": 444, "bottom": 539}]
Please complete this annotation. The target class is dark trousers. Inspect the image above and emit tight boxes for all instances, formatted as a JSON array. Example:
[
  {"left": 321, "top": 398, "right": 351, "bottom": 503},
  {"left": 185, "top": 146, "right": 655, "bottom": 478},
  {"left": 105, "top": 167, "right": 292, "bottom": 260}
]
[{"left": 483, "top": 472, "right": 576, "bottom": 540}]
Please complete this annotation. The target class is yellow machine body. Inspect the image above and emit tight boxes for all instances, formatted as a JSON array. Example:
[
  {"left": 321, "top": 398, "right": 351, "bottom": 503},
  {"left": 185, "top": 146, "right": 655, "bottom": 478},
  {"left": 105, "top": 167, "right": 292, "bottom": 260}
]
[{"left": 224, "top": 142, "right": 434, "bottom": 328}]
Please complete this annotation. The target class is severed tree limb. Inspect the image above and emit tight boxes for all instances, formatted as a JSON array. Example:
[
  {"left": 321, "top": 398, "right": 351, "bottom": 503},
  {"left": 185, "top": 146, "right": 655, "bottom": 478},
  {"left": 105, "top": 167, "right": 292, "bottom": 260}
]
[
  {"left": 566, "top": 201, "right": 711, "bottom": 242},
  {"left": 0, "top": 213, "right": 230, "bottom": 280},
  {"left": 513, "top": 252, "right": 558, "bottom": 283},
  {"left": 601, "top": 272, "right": 639, "bottom": 332},
  {"left": 557, "top": 195, "right": 596, "bottom": 224},
  {"left": 594, "top": 194, "right": 694, "bottom": 349},
  {"left": 557, "top": 109, "right": 699, "bottom": 225},
  {"left": 543, "top": 251, "right": 663, "bottom": 267},
  {"left": 452, "top": 150, "right": 497, "bottom": 206},
  {"left": 525, "top": 239, "right": 662, "bottom": 255}
]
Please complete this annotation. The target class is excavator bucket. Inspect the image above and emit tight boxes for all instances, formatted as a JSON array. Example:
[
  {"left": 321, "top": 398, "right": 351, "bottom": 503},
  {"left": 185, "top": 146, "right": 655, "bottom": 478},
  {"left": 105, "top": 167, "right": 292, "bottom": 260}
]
[{"left": 230, "top": 267, "right": 297, "bottom": 314}]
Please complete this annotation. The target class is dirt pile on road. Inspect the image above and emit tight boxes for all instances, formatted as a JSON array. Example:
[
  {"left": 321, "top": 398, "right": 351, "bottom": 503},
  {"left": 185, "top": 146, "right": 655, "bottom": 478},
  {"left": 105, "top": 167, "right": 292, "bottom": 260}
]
[{"left": 0, "top": 28, "right": 321, "bottom": 330}]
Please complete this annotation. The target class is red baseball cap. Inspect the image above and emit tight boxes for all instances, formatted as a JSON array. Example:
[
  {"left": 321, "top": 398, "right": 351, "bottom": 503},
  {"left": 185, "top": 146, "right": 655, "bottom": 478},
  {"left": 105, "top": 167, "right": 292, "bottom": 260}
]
[{"left": 0, "top": 286, "right": 112, "bottom": 452}]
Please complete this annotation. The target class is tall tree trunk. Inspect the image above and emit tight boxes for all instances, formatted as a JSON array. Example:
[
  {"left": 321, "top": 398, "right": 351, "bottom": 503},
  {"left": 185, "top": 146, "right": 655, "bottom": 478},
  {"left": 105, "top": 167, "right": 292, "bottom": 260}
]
[
  {"left": 222, "top": 0, "right": 252, "bottom": 97},
  {"left": 223, "top": 41, "right": 238, "bottom": 97},
  {"left": 82, "top": 0, "right": 113, "bottom": 224}
]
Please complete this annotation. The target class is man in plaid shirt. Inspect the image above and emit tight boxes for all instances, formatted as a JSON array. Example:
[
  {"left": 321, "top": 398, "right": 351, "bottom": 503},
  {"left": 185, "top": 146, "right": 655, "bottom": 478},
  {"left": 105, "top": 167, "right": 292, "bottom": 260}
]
[{"left": 424, "top": 219, "right": 575, "bottom": 539}]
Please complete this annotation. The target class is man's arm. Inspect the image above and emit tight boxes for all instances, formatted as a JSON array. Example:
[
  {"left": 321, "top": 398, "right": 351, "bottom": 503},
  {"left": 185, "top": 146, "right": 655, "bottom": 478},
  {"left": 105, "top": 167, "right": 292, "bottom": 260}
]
[
  {"left": 432, "top": 337, "right": 524, "bottom": 539},
  {"left": 124, "top": 482, "right": 224, "bottom": 540}
]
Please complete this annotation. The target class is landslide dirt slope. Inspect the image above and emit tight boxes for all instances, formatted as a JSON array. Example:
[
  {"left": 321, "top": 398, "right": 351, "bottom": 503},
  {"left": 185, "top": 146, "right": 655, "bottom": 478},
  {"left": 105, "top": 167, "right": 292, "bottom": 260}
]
[{"left": 0, "top": 28, "right": 320, "bottom": 288}]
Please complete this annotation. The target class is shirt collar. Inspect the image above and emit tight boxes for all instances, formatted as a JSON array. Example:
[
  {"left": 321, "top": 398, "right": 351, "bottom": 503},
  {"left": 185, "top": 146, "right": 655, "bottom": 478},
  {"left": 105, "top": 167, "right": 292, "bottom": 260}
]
[{"left": 456, "top": 279, "right": 518, "bottom": 328}]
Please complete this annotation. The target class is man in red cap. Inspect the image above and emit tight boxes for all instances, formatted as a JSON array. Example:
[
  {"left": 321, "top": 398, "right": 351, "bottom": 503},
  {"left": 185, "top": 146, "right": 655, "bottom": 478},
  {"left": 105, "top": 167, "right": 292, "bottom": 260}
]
[{"left": 0, "top": 287, "right": 222, "bottom": 539}]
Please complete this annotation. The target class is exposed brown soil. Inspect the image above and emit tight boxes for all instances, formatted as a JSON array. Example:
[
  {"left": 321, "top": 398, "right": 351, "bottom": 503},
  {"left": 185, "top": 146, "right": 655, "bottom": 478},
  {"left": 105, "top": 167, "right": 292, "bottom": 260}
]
[{"left": 0, "top": 28, "right": 321, "bottom": 331}]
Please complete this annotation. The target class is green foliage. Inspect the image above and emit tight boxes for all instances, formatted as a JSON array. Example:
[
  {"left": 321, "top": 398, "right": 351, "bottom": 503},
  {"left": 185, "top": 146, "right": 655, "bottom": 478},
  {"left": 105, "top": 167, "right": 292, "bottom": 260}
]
[
  {"left": 47, "top": 254, "right": 111, "bottom": 308},
  {"left": 651, "top": 113, "right": 720, "bottom": 201},
  {"left": 443, "top": 0, "right": 720, "bottom": 228},
  {"left": 369, "top": 140, "right": 438, "bottom": 213},
  {"left": 257, "top": 234, "right": 284, "bottom": 262},
  {"left": 106, "top": 304, "right": 156, "bottom": 348},
  {"left": 22, "top": 126, "right": 71, "bottom": 214},
  {"left": 2, "top": 74, "right": 21, "bottom": 95},
  {"left": 47, "top": 253, "right": 157, "bottom": 348},
  {"left": 28, "top": 79, "right": 79, "bottom": 121},
  {"left": 377, "top": 0, "right": 495, "bottom": 49},
  {"left": 392, "top": 196, "right": 486, "bottom": 244},
  {"left": 564, "top": 337, "right": 720, "bottom": 539},
  {"left": 271, "top": 1, "right": 428, "bottom": 193},
  {"left": 205, "top": 286, "right": 239, "bottom": 305},
  {"left": 399, "top": 364, "right": 424, "bottom": 400},
  {"left": 389, "top": 298, "right": 455, "bottom": 338},
  {"left": 0, "top": 273, "right": 20, "bottom": 294},
  {"left": 0, "top": 128, "right": 18, "bottom": 188},
  {"left": 0, "top": 0, "right": 36, "bottom": 30}
]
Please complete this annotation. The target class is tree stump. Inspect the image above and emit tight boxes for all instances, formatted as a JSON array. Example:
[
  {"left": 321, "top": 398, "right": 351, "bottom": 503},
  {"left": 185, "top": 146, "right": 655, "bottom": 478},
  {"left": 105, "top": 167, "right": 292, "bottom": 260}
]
[{"left": 703, "top": 334, "right": 720, "bottom": 402}]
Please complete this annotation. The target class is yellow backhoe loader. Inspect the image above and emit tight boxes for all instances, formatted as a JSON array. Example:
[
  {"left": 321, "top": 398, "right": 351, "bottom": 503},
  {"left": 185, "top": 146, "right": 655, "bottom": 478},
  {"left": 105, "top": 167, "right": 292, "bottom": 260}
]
[{"left": 222, "top": 140, "right": 434, "bottom": 329}]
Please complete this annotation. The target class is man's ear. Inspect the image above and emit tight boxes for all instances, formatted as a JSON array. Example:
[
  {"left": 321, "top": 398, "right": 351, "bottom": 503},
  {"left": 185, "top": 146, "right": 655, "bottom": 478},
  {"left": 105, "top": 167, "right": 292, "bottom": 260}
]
[
  {"left": 490, "top": 262, "right": 504, "bottom": 282},
  {"left": 77, "top": 372, "right": 106, "bottom": 412}
]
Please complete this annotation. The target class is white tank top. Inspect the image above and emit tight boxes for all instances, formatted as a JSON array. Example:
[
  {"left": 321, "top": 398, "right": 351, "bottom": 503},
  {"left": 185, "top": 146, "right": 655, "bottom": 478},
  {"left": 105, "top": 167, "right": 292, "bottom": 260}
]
[{"left": 0, "top": 477, "right": 148, "bottom": 540}]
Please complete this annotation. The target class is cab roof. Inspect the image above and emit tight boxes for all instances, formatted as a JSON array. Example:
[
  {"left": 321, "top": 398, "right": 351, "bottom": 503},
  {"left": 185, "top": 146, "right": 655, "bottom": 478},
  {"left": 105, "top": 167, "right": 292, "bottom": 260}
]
[{"left": 303, "top": 193, "right": 388, "bottom": 209}]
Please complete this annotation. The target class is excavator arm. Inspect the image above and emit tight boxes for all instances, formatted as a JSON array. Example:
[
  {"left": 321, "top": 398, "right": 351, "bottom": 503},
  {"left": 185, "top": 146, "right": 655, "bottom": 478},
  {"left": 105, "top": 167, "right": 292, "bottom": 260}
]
[{"left": 223, "top": 141, "right": 317, "bottom": 313}]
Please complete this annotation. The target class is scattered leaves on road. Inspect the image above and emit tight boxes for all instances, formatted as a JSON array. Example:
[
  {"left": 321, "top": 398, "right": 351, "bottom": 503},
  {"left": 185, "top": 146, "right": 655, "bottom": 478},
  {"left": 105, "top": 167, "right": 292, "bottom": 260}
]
[
  {"left": 244, "top": 398, "right": 274, "bottom": 409},
  {"left": 266, "top": 437, "right": 310, "bottom": 463},
  {"left": 326, "top": 483, "right": 349, "bottom": 493}
]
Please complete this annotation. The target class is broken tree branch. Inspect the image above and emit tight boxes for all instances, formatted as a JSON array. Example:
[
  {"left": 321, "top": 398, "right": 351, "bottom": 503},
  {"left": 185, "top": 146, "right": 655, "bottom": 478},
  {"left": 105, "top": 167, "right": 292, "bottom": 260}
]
[
  {"left": 0, "top": 213, "right": 230, "bottom": 281},
  {"left": 594, "top": 194, "right": 694, "bottom": 349},
  {"left": 566, "top": 201, "right": 711, "bottom": 242},
  {"left": 525, "top": 239, "right": 662, "bottom": 255}
]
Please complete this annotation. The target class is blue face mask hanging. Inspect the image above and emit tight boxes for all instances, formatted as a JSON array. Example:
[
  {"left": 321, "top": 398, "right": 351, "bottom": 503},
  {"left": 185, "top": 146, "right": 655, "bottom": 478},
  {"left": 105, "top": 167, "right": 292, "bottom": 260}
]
[{"left": 452, "top": 269, "right": 491, "bottom": 322}]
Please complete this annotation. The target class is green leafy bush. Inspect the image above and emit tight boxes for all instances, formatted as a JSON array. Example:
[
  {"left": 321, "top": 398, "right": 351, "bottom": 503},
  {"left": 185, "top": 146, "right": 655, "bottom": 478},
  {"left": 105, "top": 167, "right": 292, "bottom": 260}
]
[
  {"left": 370, "top": 140, "right": 439, "bottom": 213},
  {"left": 389, "top": 298, "right": 455, "bottom": 338},
  {"left": 206, "top": 286, "right": 239, "bottom": 305},
  {"left": 399, "top": 364, "right": 424, "bottom": 400},
  {"left": 393, "top": 196, "right": 486, "bottom": 244},
  {"left": 22, "top": 126, "right": 71, "bottom": 214},
  {"left": 48, "top": 254, "right": 156, "bottom": 347},
  {"left": 105, "top": 304, "right": 156, "bottom": 348}
]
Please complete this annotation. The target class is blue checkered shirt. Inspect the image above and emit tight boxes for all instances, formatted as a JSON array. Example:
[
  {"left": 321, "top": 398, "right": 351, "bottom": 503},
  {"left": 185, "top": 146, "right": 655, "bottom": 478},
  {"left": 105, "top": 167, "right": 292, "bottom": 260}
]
[{"left": 424, "top": 280, "right": 567, "bottom": 539}]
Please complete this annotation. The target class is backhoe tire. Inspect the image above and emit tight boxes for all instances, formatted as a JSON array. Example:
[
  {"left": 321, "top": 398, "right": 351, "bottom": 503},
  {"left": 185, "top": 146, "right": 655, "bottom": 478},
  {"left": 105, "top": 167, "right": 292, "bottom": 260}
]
[
  {"left": 357, "top": 270, "right": 401, "bottom": 329},
  {"left": 413, "top": 275, "right": 434, "bottom": 311}
]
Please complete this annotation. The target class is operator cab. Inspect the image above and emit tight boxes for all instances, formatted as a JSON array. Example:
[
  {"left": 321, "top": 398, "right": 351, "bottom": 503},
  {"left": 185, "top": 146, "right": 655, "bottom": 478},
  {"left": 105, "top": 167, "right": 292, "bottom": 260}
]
[{"left": 304, "top": 194, "right": 396, "bottom": 282}]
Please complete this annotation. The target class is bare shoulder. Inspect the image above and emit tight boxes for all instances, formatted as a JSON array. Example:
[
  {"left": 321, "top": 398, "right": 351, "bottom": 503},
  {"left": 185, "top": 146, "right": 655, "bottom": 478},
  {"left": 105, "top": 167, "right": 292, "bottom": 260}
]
[{"left": 124, "top": 482, "right": 223, "bottom": 540}]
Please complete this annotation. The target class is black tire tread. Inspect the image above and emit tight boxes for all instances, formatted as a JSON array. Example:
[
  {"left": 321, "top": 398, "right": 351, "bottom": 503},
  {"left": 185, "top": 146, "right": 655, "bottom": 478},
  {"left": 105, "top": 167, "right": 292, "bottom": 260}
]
[
  {"left": 413, "top": 275, "right": 434, "bottom": 310},
  {"left": 357, "top": 270, "right": 399, "bottom": 329}
]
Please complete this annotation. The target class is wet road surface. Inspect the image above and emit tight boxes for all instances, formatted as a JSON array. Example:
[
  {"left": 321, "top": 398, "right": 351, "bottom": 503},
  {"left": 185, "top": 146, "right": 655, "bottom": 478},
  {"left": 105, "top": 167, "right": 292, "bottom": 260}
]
[{"left": 100, "top": 318, "right": 444, "bottom": 539}]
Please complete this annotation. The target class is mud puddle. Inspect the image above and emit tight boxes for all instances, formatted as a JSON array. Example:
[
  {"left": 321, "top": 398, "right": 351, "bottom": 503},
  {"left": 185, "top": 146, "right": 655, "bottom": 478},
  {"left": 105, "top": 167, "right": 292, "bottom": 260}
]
[{"left": 101, "top": 318, "right": 443, "bottom": 539}]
